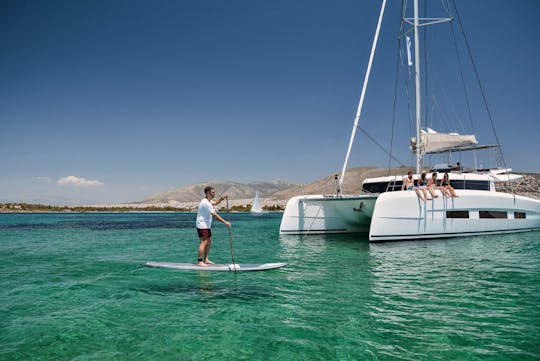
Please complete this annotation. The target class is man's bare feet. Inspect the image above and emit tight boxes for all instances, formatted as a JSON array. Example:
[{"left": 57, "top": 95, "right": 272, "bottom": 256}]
[
  {"left": 198, "top": 262, "right": 208, "bottom": 267},
  {"left": 204, "top": 259, "right": 215, "bottom": 265}
]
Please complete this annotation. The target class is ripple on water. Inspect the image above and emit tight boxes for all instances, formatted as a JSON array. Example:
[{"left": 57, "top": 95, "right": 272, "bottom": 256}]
[{"left": 1, "top": 213, "right": 539, "bottom": 360}]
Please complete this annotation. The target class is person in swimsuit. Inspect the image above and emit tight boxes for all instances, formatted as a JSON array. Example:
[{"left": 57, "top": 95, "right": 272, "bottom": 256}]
[
  {"left": 195, "top": 186, "right": 231, "bottom": 267},
  {"left": 403, "top": 170, "right": 426, "bottom": 201},
  {"left": 416, "top": 172, "right": 431, "bottom": 201},
  {"left": 439, "top": 172, "right": 458, "bottom": 197},
  {"left": 427, "top": 172, "right": 440, "bottom": 199},
  {"left": 402, "top": 171, "right": 415, "bottom": 191}
]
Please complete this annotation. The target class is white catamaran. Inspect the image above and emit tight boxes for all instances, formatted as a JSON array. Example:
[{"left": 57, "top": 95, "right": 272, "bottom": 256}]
[{"left": 280, "top": 0, "right": 540, "bottom": 241}]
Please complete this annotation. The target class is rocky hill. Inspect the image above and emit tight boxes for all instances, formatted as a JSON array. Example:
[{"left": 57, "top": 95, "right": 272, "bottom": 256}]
[
  {"left": 130, "top": 167, "right": 539, "bottom": 210},
  {"left": 135, "top": 166, "right": 410, "bottom": 209},
  {"left": 496, "top": 173, "right": 540, "bottom": 200},
  {"left": 139, "top": 179, "right": 294, "bottom": 205},
  {"left": 269, "top": 166, "right": 410, "bottom": 201}
]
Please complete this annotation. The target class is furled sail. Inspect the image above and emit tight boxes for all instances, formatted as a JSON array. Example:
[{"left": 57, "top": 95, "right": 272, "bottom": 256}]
[{"left": 410, "top": 128, "right": 478, "bottom": 154}]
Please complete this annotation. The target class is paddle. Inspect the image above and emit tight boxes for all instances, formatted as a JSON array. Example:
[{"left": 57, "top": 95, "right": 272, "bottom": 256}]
[
  {"left": 226, "top": 196, "right": 237, "bottom": 272},
  {"left": 228, "top": 227, "right": 236, "bottom": 272}
]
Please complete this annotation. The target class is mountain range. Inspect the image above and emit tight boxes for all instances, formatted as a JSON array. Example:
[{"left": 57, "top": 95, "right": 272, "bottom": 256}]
[
  {"left": 137, "top": 166, "right": 410, "bottom": 207},
  {"left": 136, "top": 166, "right": 540, "bottom": 209},
  {"left": 141, "top": 179, "right": 295, "bottom": 204}
]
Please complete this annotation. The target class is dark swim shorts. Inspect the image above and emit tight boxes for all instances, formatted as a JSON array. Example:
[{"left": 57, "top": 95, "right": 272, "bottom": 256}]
[{"left": 197, "top": 228, "right": 211, "bottom": 238}]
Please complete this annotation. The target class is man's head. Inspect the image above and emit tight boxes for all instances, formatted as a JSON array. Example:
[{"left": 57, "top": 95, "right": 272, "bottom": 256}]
[{"left": 204, "top": 186, "right": 215, "bottom": 197}]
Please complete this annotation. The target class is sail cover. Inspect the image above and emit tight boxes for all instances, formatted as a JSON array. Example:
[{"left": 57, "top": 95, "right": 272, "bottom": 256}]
[{"left": 410, "top": 128, "right": 478, "bottom": 154}]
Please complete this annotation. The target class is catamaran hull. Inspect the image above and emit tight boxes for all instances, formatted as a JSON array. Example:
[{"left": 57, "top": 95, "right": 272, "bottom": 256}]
[
  {"left": 279, "top": 195, "right": 378, "bottom": 234},
  {"left": 369, "top": 190, "right": 540, "bottom": 241}
]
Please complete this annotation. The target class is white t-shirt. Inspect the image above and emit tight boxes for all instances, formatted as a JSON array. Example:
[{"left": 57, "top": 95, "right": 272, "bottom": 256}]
[{"left": 196, "top": 198, "right": 215, "bottom": 229}]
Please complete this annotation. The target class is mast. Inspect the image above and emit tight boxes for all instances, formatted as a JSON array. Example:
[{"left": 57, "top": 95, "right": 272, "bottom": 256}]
[
  {"left": 404, "top": 0, "right": 452, "bottom": 173},
  {"left": 413, "top": 0, "right": 422, "bottom": 174},
  {"left": 339, "top": 0, "right": 387, "bottom": 191}
]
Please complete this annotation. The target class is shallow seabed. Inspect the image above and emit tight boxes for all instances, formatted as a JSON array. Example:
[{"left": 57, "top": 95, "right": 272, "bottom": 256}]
[{"left": 1, "top": 213, "right": 539, "bottom": 360}]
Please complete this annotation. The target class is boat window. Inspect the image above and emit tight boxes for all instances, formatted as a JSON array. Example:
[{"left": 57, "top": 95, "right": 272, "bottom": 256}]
[
  {"left": 363, "top": 182, "right": 387, "bottom": 193},
  {"left": 450, "top": 180, "right": 490, "bottom": 191},
  {"left": 479, "top": 210, "right": 508, "bottom": 219},
  {"left": 362, "top": 181, "right": 401, "bottom": 194},
  {"left": 386, "top": 182, "right": 402, "bottom": 192},
  {"left": 514, "top": 212, "right": 526, "bottom": 219},
  {"left": 446, "top": 211, "right": 469, "bottom": 218}
]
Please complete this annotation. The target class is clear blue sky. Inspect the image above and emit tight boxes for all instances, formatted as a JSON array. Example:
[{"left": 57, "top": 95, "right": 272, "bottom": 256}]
[{"left": 1, "top": 0, "right": 539, "bottom": 205}]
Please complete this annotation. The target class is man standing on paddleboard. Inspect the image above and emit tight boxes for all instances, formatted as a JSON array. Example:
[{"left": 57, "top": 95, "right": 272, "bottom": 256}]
[{"left": 196, "top": 186, "right": 231, "bottom": 267}]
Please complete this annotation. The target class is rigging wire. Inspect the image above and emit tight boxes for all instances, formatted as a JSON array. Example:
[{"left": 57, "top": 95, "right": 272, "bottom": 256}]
[
  {"left": 387, "top": 35, "right": 403, "bottom": 175},
  {"left": 391, "top": 0, "right": 510, "bottom": 179},
  {"left": 451, "top": 1, "right": 508, "bottom": 170},
  {"left": 400, "top": 0, "right": 416, "bottom": 168},
  {"left": 450, "top": 20, "right": 475, "bottom": 134},
  {"left": 451, "top": 0, "right": 514, "bottom": 194},
  {"left": 359, "top": 126, "right": 406, "bottom": 167},
  {"left": 396, "top": 1, "right": 412, "bottom": 167},
  {"left": 422, "top": 0, "right": 429, "bottom": 130}
]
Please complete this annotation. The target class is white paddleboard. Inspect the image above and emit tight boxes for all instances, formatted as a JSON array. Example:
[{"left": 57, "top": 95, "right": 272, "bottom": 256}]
[{"left": 144, "top": 261, "right": 287, "bottom": 272}]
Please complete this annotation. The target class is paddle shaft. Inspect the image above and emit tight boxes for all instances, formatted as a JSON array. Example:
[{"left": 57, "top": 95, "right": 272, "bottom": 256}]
[
  {"left": 225, "top": 196, "right": 236, "bottom": 272},
  {"left": 229, "top": 227, "right": 236, "bottom": 272}
]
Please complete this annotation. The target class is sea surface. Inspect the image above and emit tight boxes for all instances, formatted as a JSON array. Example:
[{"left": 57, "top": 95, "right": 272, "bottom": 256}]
[{"left": 1, "top": 212, "right": 539, "bottom": 360}]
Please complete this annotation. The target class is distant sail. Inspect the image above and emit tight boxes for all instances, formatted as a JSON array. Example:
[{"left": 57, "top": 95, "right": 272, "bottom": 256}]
[{"left": 251, "top": 191, "right": 263, "bottom": 214}]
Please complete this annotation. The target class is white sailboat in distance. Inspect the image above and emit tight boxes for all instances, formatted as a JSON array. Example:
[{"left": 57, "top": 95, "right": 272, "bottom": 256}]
[{"left": 251, "top": 191, "right": 264, "bottom": 215}]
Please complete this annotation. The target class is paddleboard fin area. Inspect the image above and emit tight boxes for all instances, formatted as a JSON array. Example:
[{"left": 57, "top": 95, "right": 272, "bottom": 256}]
[{"left": 143, "top": 261, "right": 287, "bottom": 272}]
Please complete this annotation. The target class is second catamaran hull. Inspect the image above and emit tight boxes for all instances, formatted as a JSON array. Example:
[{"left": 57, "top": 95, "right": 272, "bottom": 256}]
[
  {"left": 279, "top": 194, "right": 378, "bottom": 234},
  {"left": 369, "top": 190, "right": 540, "bottom": 241}
]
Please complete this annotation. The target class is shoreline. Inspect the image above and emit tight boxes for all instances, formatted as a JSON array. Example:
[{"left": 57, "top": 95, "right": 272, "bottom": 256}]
[
  {"left": 2, "top": 173, "right": 538, "bottom": 213},
  {"left": 0, "top": 199, "right": 286, "bottom": 213}
]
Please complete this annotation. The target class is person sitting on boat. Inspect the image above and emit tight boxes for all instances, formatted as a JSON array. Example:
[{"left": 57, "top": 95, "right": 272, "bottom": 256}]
[
  {"left": 416, "top": 172, "right": 431, "bottom": 201},
  {"left": 439, "top": 172, "right": 458, "bottom": 197},
  {"left": 427, "top": 172, "right": 439, "bottom": 199},
  {"left": 401, "top": 171, "right": 416, "bottom": 191}
]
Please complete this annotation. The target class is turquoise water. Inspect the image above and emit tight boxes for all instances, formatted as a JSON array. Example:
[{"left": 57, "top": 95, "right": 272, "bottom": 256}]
[{"left": 1, "top": 212, "right": 539, "bottom": 360}]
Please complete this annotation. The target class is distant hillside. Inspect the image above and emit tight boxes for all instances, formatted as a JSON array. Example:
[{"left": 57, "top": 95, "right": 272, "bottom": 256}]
[
  {"left": 496, "top": 172, "right": 540, "bottom": 200},
  {"left": 140, "top": 179, "right": 294, "bottom": 204},
  {"left": 270, "top": 166, "right": 410, "bottom": 201},
  {"left": 136, "top": 167, "right": 410, "bottom": 207},
  {"left": 134, "top": 166, "right": 539, "bottom": 209}
]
